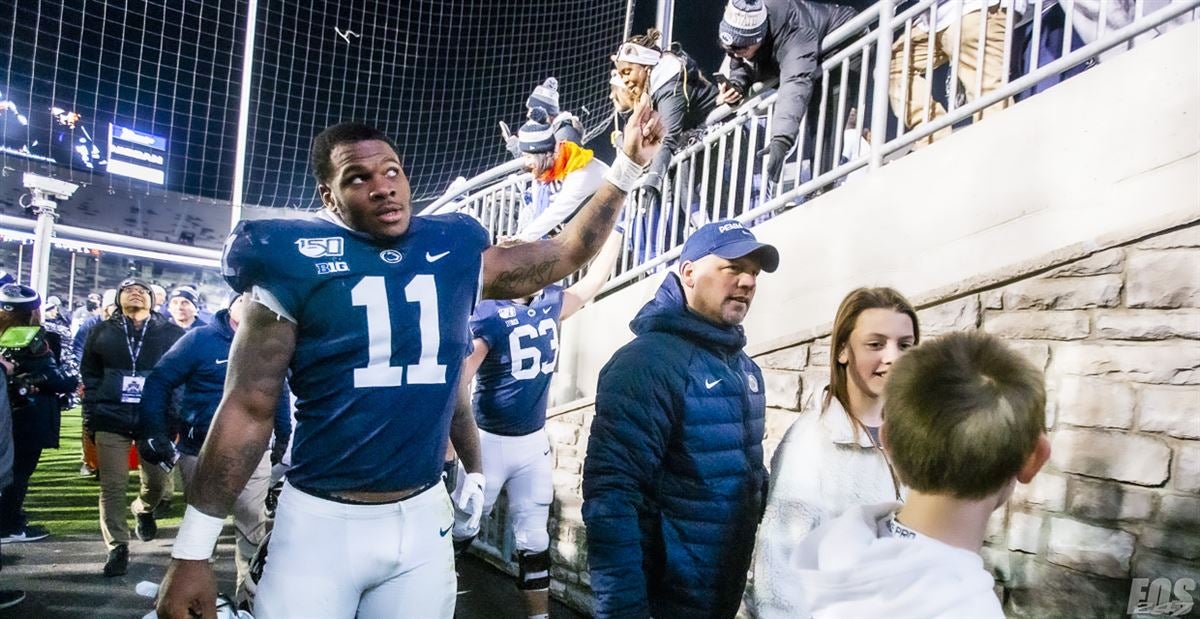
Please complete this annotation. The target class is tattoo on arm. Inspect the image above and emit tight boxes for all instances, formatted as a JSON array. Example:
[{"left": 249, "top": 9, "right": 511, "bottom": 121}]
[
  {"left": 189, "top": 299, "right": 296, "bottom": 516},
  {"left": 483, "top": 184, "right": 626, "bottom": 299},
  {"left": 489, "top": 258, "right": 560, "bottom": 296}
]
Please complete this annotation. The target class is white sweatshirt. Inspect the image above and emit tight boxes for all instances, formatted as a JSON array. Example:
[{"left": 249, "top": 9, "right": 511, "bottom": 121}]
[
  {"left": 783, "top": 502, "right": 1005, "bottom": 618},
  {"left": 515, "top": 158, "right": 609, "bottom": 242},
  {"left": 751, "top": 397, "right": 901, "bottom": 618}
]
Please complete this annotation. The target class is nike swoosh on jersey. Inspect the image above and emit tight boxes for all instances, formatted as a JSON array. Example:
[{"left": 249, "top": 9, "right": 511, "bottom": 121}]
[
  {"left": 439, "top": 525, "right": 452, "bottom": 537},
  {"left": 426, "top": 250, "right": 451, "bottom": 262},
  {"left": 705, "top": 379, "right": 722, "bottom": 389},
  {"left": 542, "top": 307, "right": 552, "bottom": 314},
  {"left": 215, "top": 359, "right": 229, "bottom": 365}
]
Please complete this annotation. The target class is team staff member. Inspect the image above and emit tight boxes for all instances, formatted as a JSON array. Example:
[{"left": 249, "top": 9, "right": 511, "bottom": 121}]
[
  {"left": 583, "top": 220, "right": 779, "bottom": 618},
  {"left": 167, "top": 286, "right": 206, "bottom": 331},
  {"left": 81, "top": 277, "right": 184, "bottom": 577},
  {"left": 157, "top": 97, "right": 662, "bottom": 618},
  {"left": 138, "top": 293, "right": 290, "bottom": 605},
  {"left": 452, "top": 232, "right": 623, "bottom": 619}
]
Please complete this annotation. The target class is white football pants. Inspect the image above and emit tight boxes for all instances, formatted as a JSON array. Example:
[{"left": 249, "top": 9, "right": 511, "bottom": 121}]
[
  {"left": 453, "top": 428, "right": 553, "bottom": 552},
  {"left": 255, "top": 482, "right": 456, "bottom": 618}
]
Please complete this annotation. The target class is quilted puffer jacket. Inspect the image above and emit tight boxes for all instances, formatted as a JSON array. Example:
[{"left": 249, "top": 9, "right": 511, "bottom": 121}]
[{"left": 583, "top": 273, "right": 768, "bottom": 619}]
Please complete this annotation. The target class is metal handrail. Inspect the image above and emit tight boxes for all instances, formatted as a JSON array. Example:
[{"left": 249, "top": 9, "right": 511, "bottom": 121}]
[{"left": 421, "top": 0, "right": 1198, "bottom": 296}]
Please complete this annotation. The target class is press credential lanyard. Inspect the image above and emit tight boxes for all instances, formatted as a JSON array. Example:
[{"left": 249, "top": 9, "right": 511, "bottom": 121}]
[{"left": 123, "top": 316, "right": 151, "bottom": 375}]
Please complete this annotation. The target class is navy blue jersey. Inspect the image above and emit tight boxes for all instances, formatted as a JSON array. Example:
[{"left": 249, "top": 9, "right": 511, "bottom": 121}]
[
  {"left": 470, "top": 285, "right": 564, "bottom": 436},
  {"left": 222, "top": 211, "right": 490, "bottom": 493}
]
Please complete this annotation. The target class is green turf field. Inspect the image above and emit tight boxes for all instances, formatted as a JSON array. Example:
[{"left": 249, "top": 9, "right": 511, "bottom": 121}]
[{"left": 24, "top": 408, "right": 183, "bottom": 537}]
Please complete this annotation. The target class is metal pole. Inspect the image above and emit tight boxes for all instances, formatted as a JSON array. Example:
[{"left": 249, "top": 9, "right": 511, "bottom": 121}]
[
  {"left": 29, "top": 201, "right": 57, "bottom": 298},
  {"left": 68, "top": 251, "right": 77, "bottom": 309},
  {"left": 870, "top": 0, "right": 895, "bottom": 170},
  {"left": 230, "top": 0, "right": 260, "bottom": 227},
  {"left": 656, "top": 0, "right": 675, "bottom": 46},
  {"left": 622, "top": 0, "right": 636, "bottom": 41}
]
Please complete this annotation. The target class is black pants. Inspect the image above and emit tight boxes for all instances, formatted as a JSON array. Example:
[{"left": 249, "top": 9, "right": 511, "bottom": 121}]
[{"left": 0, "top": 441, "right": 43, "bottom": 535}]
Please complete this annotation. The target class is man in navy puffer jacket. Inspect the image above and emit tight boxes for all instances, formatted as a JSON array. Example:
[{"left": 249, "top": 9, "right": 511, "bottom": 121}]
[
  {"left": 583, "top": 220, "right": 779, "bottom": 618},
  {"left": 138, "top": 294, "right": 291, "bottom": 605}
]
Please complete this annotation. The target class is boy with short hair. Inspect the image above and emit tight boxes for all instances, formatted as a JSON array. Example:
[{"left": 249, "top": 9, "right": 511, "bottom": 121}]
[{"left": 781, "top": 331, "right": 1051, "bottom": 618}]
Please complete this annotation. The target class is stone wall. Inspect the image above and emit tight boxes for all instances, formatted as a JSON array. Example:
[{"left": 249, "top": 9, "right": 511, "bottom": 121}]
[{"left": 472, "top": 222, "right": 1200, "bottom": 617}]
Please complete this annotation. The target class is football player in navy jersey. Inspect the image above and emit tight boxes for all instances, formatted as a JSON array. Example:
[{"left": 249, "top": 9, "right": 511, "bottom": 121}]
[
  {"left": 156, "top": 98, "right": 662, "bottom": 619},
  {"left": 451, "top": 231, "right": 621, "bottom": 619}
]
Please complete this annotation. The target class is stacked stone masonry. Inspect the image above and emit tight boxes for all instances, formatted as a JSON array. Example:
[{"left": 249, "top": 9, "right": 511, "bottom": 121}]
[{"left": 471, "top": 222, "right": 1199, "bottom": 618}]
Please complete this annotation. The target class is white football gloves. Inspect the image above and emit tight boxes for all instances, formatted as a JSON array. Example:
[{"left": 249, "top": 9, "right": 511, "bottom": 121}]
[{"left": 455, "top": 472, "right": 487, "bottom": 536}]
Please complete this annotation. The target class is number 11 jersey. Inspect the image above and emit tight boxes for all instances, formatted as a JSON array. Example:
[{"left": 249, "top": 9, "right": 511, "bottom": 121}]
[{"left": 222, "top": 210, "right": 490, "bottom": 494}]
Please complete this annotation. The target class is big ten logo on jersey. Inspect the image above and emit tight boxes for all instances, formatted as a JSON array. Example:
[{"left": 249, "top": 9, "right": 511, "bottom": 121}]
[
  {"left": 498, "top": 307, "right": 519, "bottom": 326},
  {"left": 508, "top": 317, "right": 559, "bottom": 380},
  {"left": 296, "top": 237, "right": 345, "bottom": 258},
  {"left": 316, "top": 261, "right": 349, "bottom": 274}
]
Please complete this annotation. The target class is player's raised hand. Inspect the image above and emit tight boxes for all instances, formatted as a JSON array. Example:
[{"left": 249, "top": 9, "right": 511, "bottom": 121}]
[
  {"left": 156, "top": 559, "right": 218, "bottom": 619},
  {"left": 621, "top": 93, "right": 663, "bottom": 168}
]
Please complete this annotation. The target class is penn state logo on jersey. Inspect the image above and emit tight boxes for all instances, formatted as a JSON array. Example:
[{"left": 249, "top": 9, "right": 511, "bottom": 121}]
[
  {"left": 746, "top": 373, "right": 759, "bottom": 393},
  {"left": 295, "top": 237, "right": 344, "bottom": 258}
]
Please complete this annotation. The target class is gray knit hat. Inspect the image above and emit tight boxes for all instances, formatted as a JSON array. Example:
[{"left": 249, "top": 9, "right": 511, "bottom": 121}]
[
  {"left": 719, "top": 0, "right": 768, "bottom": 48},
  {"left": 526, "top": 77, "right": 560, "bottom": 117}
]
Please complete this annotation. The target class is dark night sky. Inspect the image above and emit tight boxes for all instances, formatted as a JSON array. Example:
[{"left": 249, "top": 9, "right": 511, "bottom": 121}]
[
  {"left": 1, "top": 1, "right": 876, "bottom": 212},
  {"left": 1, "top": 0, "right": 631, "bottom": 208}
]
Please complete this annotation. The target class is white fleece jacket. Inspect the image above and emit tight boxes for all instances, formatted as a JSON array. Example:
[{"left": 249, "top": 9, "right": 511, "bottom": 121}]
[
  {"left": 782, "top": 502, "right": 1005, "bottom": 618},
  {"left": 751, "top": 397, "right": 901, "bottom": 619}
]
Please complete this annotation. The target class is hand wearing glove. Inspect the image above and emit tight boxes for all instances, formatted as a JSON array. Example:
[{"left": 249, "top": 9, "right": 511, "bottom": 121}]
[
  {"left": 137, "top": 435, "right": 178, "bottom": 472},
  {"left": 454, "top": 472, "right": 487, "bottom": 538},
  {"left": 269, "top": 437, "right": 289, "bottom": 467},
  {"left": 757, "top": 137, "right": 791, "bottom": 186}
]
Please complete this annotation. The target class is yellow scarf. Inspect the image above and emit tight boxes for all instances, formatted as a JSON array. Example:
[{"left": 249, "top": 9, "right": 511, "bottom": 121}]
[{"left": 537, "top": 141, "right": 594, "bottom": 183}]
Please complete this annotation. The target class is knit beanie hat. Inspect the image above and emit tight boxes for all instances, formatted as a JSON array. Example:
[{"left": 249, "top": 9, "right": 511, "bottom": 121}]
[
  {"left": 169, "top": 285, "right": 200, "bottom": 307},
  {"left": 118, "top": 278, "right": 154, "bottom": 299},
  {"left": 518, "top": 107, "right": 557, "bottom": 154},
  {"left": 526, "top": 77, "right": 560, "bottom": 117},
  {"left": 720, "top": 0, "right": 768, "bottom": 48}
]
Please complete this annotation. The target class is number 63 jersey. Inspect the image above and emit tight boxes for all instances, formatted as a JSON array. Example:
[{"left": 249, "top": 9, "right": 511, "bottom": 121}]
[
  {"left": 222, "top": 211, "right": 490, "bottom": 494},
  {"left": 470, "top": 285, "right": 564, "bottom": 436}
]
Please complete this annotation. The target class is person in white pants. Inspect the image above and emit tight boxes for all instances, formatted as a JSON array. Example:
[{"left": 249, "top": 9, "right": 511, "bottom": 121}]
[{"left": 452, "top": 232, "right": 623, "bottom": 619}]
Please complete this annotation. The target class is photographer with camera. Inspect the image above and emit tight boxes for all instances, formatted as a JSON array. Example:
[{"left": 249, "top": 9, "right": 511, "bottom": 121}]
[
  {"left": 0, "top": 283, "right": 80, "bottom": 544},
  {"left": 80, "top": 278, "right": 184, "bottom": 577}
]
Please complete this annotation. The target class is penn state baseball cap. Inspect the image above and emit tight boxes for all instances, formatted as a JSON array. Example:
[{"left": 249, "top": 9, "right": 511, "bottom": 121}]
[{"left": 680, "top": 220, "right": 779, "bottom": 272}]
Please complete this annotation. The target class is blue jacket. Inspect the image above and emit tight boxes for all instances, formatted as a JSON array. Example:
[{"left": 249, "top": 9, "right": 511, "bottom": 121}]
[
  {"left": 139, "top": 309, "right": 291, "bottom": 456},
  {"left": 583, "top": 275, "right": 768, "bottom": 619}
]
